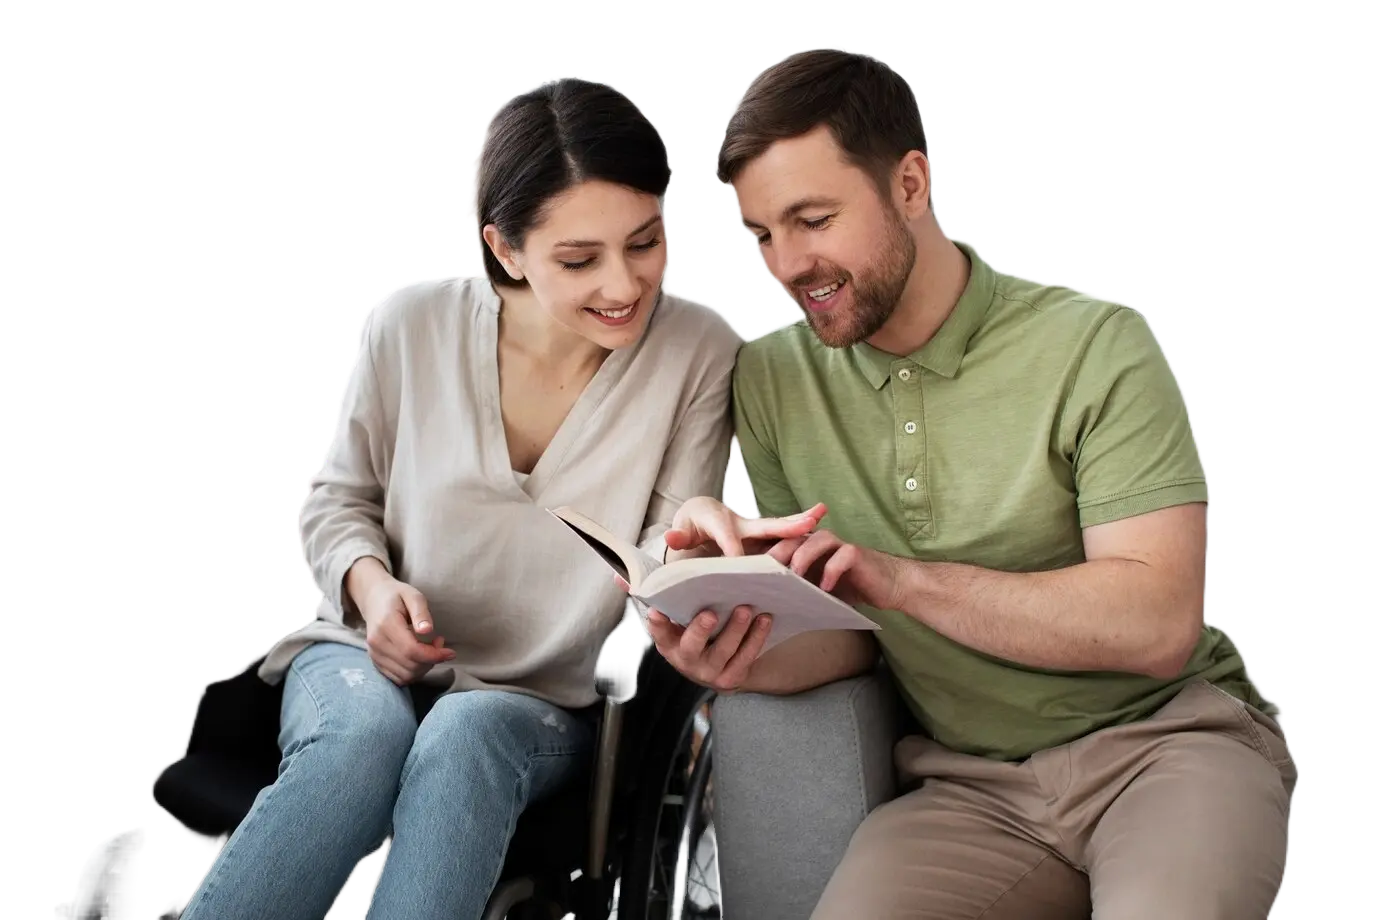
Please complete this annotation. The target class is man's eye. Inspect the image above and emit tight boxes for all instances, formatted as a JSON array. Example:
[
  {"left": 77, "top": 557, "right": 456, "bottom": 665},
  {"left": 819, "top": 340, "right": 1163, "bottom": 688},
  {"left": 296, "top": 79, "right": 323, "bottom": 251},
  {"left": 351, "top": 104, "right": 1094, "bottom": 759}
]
[{"left": 803, "top": 215, "right": 833, "bottom": 230}]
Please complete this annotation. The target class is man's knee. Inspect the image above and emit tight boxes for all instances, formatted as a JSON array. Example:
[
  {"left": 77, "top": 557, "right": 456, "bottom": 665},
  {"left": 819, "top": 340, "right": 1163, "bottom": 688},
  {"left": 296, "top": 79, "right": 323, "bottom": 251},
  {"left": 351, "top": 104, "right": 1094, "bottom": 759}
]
[
  {"left": 814, "top": 789, "right": 1090, "bottom": 920},
  {"left": 1094, "top": 888, "right": 1252, "bottom": 920},
  {"left": 1084, "top": 722, "right": 1292, "bottom": 920}
]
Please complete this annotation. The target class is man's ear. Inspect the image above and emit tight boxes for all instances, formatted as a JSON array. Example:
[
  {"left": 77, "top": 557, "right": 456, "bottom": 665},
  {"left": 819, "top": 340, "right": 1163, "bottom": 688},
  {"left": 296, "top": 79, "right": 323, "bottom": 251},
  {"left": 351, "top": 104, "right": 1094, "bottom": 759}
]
[
  {"left": 895, "top": 151, "right": 932, "bottom": 219},
  {"left": 482, "top": 224, "right": 525, "bottom": 280}
]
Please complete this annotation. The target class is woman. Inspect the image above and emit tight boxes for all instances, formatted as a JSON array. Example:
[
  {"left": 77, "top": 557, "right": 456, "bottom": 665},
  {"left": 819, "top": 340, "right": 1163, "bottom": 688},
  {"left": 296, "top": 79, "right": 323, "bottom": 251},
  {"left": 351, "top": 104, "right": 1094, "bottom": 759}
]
[{"left": 179, "top": 78, "right": 748, "bottom": 920}]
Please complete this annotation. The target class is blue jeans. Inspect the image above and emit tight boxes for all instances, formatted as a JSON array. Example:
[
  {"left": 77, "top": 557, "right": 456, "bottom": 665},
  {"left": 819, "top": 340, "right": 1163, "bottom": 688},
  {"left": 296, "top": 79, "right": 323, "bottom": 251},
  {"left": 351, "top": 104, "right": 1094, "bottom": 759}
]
[{"left": 180, "top": 642, "right": 593, "bottom": 920}]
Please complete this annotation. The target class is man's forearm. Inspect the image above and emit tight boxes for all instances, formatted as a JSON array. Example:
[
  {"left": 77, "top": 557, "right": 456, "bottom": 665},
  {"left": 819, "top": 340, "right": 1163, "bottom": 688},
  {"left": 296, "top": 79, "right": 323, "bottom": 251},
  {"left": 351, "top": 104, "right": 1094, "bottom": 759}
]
[
  {"left": 896, "top": 557, "right": 1201, "bottom": 679},
  {"left": 742, "top": 629, "right": 879, "bottom": 695}
]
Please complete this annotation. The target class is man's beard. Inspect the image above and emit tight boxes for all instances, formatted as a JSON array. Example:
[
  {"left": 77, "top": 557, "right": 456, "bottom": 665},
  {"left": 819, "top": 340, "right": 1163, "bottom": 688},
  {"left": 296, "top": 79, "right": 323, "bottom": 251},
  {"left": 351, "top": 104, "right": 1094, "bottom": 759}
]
[{"left": 792, "top": 210, "right": 916, "bottom": 348}]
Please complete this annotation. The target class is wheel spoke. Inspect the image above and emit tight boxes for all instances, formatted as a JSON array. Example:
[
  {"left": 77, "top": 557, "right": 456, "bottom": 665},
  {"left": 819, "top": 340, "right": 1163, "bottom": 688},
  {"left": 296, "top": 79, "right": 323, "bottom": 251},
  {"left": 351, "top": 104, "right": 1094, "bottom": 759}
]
[{"left": 621, "top": 689, "right": 717, "bottom": 920}]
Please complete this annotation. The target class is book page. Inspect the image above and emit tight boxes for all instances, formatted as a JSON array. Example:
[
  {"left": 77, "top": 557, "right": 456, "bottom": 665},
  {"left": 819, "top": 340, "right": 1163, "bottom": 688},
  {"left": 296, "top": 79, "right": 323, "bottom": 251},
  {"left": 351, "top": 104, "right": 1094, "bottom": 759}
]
[
  {"left": 641, "top": 552, "right": 780, "bottom": 594},
  {"left": 641, "top": 566, "right": 879, "bottom": 653},
  {"left": 548, "top": 506, "right": 663, "bottom": 588},
  {"left": 621, "top": 541, "right": 663, "bottom": 587}
]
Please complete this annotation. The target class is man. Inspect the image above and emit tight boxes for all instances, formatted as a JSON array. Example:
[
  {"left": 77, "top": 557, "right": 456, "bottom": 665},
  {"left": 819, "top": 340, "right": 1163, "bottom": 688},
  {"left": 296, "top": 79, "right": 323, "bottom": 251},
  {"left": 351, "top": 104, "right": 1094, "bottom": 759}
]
[{"left": 646, "top": 50, "right": 1294, "bottom": 919}]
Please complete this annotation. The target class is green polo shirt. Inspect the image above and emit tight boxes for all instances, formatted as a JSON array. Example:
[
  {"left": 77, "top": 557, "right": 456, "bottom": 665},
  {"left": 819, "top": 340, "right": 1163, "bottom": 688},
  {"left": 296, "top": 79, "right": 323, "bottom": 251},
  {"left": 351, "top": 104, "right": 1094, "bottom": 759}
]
[{"left": 732, "top": 243, "right": 1268, "bottom": 761}]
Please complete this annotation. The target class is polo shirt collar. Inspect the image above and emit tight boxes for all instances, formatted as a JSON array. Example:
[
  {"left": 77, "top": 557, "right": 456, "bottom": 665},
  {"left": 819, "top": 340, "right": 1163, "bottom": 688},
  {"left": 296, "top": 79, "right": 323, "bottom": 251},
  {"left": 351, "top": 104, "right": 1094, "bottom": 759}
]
[{"left": 853, "top": 242, "right": 995, "bottom": 389}]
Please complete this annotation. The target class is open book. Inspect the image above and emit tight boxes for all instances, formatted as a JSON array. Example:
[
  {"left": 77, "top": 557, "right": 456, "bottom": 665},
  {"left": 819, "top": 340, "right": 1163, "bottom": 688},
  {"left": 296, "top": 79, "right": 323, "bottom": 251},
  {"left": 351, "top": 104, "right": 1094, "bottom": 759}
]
[{"left": 548, "top": 506, "right": 879, "bottom": 652}]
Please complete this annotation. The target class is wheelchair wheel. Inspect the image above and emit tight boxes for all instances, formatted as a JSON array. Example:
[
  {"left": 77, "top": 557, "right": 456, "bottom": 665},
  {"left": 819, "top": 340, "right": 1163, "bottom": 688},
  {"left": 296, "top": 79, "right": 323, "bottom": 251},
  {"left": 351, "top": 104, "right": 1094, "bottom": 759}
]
[{"left": 617, "top": 682, "right": 720, "bottom": 920}]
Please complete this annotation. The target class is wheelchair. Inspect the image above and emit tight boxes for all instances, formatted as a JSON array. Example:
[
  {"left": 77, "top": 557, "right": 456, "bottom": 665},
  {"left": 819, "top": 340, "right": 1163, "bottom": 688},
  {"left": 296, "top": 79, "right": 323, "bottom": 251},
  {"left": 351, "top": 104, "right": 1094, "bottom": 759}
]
[{"left": 69, "top": 603, "right": 721, "bottom": 920}]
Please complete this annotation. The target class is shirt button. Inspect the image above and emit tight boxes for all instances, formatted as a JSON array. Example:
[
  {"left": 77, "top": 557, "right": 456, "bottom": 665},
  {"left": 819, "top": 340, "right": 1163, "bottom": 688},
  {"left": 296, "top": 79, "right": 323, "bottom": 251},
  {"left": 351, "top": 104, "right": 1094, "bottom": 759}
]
[
  {"left": 903, "top": 421, "right": 917, "bottom": 434},
  {"left": 905, "top": 477, "right": 918, "bottom": 491},
  {"left": 897, "top": 368, "right": 913, "bottom": 381}
]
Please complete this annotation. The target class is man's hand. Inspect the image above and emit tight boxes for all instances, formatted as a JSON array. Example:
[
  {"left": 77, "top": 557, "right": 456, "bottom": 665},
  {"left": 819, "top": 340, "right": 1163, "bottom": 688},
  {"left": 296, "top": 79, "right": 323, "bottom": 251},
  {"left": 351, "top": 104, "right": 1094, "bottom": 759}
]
[
  {"left": 637, "top": 536, "right": 806, "bottom": 692},
  {"left": 664, "top": 497, "right": 827, "bottom": 558},
  {"left": 785, "top": 530, "right": 907, "bottom": 611},
  {"left": 346, "top": 557, "right": 455, "bottom": 685}
]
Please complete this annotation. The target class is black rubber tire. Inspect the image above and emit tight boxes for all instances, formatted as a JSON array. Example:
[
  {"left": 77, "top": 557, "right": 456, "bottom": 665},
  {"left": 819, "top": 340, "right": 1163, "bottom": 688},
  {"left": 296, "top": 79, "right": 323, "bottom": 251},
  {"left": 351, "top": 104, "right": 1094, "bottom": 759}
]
[{"left": 616, "top": 679, "right": 715, "bottom": 920}]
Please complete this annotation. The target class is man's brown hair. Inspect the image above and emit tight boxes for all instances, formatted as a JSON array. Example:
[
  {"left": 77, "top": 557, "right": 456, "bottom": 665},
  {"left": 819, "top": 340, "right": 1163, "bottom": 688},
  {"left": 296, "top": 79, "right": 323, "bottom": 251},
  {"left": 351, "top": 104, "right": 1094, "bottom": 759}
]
[{"left": 717, "top": 50, "right": 927, "bottom": 195}]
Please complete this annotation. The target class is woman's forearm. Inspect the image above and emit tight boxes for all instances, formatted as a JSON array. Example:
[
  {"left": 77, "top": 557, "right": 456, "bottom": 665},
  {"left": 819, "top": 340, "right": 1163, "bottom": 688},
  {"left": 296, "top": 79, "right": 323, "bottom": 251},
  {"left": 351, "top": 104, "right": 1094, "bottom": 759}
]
[{"left": 343, "top": 555, "right": 393, "bottom": 619}]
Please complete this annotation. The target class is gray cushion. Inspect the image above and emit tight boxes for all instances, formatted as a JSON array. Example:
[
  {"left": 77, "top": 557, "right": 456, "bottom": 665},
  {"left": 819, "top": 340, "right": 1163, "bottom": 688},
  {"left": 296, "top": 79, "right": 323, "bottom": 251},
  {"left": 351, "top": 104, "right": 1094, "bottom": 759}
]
[{"left": 713, "top": 669, "right": 903, "bottom": 919}]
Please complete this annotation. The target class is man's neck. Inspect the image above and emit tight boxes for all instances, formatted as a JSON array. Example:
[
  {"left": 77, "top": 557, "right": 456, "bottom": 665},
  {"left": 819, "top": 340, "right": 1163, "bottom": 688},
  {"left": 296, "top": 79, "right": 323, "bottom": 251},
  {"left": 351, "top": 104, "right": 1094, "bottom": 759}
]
[
  {"left": 865, "top": 228, "right": 970, "bottom": 357},
  {"left": 496, "top": 286, "right": 609, "bottom": 375}
]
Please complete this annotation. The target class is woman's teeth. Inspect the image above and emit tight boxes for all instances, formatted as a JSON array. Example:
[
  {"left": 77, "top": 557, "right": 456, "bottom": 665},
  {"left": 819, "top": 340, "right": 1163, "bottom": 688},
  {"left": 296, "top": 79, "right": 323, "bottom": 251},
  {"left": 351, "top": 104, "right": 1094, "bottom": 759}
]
[
  {"left": 591, "top": 305, "right": 634, "bottom": 318},
  {"left": 808, "top": 280, "right": 844, "bottom": 301}
]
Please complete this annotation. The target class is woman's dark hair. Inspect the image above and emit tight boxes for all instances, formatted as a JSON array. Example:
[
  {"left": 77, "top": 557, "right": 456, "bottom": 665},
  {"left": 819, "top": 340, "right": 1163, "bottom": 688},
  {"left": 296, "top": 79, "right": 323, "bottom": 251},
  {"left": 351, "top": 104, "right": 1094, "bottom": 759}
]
[
  {"left": 718, "top": 50, "right": 926, "bottom": 197},
  {"left": 477, "top": 78, "right": 671, "bottom": 288}
]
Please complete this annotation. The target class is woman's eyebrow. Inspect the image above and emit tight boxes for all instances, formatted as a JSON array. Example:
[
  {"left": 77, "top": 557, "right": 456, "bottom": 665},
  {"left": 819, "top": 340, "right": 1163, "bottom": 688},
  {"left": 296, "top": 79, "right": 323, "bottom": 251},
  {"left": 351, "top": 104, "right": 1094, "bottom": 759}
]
[{"left": 554, "top": 215, "right": 662, "bottom": 249}]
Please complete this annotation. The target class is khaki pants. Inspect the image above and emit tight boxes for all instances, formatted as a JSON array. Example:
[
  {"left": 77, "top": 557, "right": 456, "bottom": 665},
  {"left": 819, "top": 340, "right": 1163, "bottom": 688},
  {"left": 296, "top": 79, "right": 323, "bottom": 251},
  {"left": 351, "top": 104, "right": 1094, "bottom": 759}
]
[{"left": 811, "top": 680, "right": 1296, "bottom": 920}]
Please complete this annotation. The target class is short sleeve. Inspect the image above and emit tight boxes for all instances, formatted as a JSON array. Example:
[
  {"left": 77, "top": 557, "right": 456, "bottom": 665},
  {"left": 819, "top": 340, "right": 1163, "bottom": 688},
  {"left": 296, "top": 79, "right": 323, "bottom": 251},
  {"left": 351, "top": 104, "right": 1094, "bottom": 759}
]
[
  {"left": 732, "top": 352, "right": 803, "bottom": 519},
  {"left": 1061, "top": 308, "right": 1208, "bottom": 527}
]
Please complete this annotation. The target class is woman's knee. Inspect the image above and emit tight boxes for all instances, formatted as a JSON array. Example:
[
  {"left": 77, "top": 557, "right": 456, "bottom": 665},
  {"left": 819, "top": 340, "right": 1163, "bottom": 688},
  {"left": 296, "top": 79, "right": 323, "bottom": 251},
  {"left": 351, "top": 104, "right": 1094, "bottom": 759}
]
[
  {"left": 405, "top": 690, "right": 584, "bottom": 782},
  {"left": 280, "top": 650, "right": 419, "bottom": 777}
]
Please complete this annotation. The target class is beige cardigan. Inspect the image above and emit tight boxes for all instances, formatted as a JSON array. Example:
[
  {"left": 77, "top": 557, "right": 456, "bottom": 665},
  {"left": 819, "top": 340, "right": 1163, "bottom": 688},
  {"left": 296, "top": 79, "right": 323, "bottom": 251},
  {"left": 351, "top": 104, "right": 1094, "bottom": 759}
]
[{"left": 259, "top": 279, "right": 741, "bottom": 708}]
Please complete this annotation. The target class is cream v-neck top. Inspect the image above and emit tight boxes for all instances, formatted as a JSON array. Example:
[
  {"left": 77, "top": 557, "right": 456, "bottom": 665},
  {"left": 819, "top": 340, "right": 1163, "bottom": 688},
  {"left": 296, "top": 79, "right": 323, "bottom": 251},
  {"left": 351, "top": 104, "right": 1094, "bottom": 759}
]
[{"left": 258, "top": 278, "right": 741, "bottom": 708}]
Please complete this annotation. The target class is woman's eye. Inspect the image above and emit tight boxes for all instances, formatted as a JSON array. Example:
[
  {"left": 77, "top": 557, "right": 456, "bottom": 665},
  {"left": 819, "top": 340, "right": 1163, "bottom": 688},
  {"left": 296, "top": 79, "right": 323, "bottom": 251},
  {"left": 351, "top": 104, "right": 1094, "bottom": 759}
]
[{"left": 563, "top": 237, "right": 665, "bottom": 270}]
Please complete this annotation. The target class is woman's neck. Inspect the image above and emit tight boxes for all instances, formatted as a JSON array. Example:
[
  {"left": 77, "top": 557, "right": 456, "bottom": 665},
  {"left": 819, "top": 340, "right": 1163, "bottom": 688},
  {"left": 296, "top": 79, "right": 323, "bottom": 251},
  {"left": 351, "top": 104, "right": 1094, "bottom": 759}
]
[{"left": 496, "top": 285, "right": 609, "bottom": 374}]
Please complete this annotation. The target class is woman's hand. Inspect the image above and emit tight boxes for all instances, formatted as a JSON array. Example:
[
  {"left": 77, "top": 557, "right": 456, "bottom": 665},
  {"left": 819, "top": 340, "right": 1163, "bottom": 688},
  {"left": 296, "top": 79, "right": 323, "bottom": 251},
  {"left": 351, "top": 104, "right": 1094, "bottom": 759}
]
[
  {"left": 346, "top": 558, "right": 455, "bottom": 685},
  {"left": 631, "top": 537, "right": 805, "bottom": 693}
]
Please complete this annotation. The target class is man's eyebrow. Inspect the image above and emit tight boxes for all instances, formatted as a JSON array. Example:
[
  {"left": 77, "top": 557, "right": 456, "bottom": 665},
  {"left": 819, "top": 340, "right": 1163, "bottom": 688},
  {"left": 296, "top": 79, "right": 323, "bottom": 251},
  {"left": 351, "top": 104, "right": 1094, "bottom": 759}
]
[
  {"left": 554, "top": 215, "right": 663, "bottom": 249},
  {"left": 742, "top": 197, "right": 841, "bottom": 230}
]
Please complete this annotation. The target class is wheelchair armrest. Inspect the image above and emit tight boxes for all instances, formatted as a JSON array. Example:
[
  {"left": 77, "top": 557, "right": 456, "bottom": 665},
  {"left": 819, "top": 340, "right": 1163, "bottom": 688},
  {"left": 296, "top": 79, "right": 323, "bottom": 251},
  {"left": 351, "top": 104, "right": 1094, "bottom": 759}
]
[{"left": 594, "top": 600, "right": 654, "bottom": 703}]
